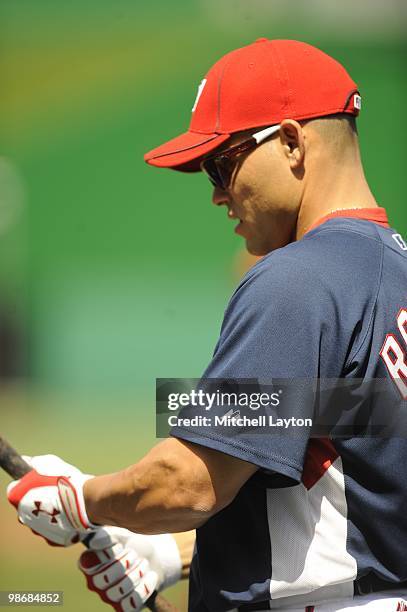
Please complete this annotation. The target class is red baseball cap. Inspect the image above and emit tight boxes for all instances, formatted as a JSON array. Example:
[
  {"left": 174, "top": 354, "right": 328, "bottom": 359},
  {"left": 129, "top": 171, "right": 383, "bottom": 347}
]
[{"left": 144, "top": 39, "right": 361, "bottom": 172}]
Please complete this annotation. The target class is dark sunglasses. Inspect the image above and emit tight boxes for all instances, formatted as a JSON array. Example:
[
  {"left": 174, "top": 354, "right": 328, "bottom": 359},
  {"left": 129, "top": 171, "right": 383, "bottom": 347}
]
[{"left": 200, "top": 124, "right": 281, "bottom": 190}]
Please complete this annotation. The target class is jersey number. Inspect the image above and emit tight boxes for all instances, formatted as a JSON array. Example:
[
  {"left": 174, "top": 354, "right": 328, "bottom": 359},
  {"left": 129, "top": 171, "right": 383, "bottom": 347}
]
[{"left": 380, "top": 308, "right": 407, "bottom": 399}]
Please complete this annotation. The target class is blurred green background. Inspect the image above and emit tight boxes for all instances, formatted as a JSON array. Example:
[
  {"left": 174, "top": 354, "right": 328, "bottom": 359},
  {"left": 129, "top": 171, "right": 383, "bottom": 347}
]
[{"left": 0, "top": 1, "right": 405, "bottom": 610}]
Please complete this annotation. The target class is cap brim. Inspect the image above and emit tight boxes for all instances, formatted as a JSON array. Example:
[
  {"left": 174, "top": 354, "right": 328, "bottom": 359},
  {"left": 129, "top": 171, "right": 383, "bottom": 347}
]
[{"left": 144, "top": 131, "right": 230, "bottom": 173}]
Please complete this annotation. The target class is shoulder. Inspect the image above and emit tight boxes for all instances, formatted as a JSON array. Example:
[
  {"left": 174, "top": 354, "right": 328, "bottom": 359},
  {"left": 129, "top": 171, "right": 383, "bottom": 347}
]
[
  {"left": 233, "top": 219, "right": 384, "bottom": 307},
  {"left": 222, "top": 244, "right": 329, "bottom": 338}
]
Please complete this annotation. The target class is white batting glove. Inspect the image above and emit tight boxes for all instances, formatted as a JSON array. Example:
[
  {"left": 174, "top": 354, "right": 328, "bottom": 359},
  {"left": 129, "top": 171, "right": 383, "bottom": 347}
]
[
  {"left": 7, "top": 454, "right": 97, "bottom": 547},
  {"left": 79, "top": 526, "right": 182, "bottom": 611}
]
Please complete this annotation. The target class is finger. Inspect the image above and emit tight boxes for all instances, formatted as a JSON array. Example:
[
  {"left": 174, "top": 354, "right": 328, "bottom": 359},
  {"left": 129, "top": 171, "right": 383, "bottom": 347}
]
[
  {"left": 6, "top": 479, "right": 19, "bottom": 497},
  {"left": 92, "top": 554, "right": 146, "bottom": 591},
  {"left": 120, "top": 571, "right": 159, "bottom": 611},
  {"left": 105, "top": 559, "right": 150, "bottom": 602},
  {"left": 22, "top": 455, "right": 79, "bottom": 477},
  {"left": 79, "top": 543, "right": 125, "bottom": 575}
]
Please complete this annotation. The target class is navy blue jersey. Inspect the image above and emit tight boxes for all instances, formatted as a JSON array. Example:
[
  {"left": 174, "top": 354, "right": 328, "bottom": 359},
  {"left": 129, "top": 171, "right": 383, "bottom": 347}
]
[{"left": 171, "top": 210, "right": 407, "bottom": 611}]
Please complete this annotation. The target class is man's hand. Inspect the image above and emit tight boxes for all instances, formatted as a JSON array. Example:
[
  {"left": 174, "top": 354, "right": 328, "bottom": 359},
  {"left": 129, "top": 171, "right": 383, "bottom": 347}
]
[
  {"left": 7, "top": 454, "right": 96, "bottom": 546},
  {"left": 78, "top": 527, "right": 182, "bottom": 611}
]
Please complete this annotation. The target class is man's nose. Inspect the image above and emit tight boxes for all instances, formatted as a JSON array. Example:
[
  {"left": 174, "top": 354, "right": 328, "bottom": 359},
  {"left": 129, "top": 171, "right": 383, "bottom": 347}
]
[{"left": 212, "top": 186, "right": 229, "bottom": 206}]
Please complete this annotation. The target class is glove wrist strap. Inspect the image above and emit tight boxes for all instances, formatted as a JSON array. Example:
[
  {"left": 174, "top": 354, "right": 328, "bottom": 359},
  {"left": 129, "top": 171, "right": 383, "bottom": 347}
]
[{"left": 58, "top": 475, "right": 97, "bottom": 532}]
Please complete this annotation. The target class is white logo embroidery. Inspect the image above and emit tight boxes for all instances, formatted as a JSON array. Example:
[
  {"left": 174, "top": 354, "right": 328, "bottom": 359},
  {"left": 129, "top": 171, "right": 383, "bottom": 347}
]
[
  {"left": 392, "top": 233, "right": 407, "bottom": 251},
  {"left": 192, "top": 78, "right": 207, "bottom": 112},
  {"left": 353, "top": 94, "right": 362, "bottom": 110}
]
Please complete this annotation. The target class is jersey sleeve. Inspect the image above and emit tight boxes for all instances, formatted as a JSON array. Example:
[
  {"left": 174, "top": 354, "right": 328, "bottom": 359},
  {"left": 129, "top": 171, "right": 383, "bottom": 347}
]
[{"left": 170, "top": 251, "right": 340, "bottom": 482}]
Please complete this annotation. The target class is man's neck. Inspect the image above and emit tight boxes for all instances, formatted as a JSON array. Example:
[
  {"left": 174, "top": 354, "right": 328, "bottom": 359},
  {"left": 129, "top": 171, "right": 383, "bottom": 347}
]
[{"left": 295, "top": 155, "right": 378, "bottom": 240}]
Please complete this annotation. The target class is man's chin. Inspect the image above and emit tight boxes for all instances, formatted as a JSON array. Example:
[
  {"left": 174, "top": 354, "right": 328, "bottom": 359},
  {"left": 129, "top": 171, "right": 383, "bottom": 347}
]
[
  {"left": 246, "top": 240, "right": 273, "bottom": 257},
  {"left": 246, "top": 235, "right": 293, "bottom": 256}
]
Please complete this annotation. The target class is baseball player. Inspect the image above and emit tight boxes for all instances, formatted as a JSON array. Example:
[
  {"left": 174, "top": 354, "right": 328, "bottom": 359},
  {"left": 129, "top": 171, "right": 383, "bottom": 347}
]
[{"left": 6, "top": 39, "right": 407, "bottom": 612}]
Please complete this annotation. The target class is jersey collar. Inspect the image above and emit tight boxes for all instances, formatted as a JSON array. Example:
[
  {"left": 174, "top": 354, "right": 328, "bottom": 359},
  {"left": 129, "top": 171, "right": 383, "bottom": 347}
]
[{"left": 306, "top": 207, "right": 390, "bottom": 234}]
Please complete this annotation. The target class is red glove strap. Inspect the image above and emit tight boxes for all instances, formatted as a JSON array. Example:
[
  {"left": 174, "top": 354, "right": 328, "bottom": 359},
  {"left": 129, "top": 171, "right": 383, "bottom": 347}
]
[{"left": 7, "top": 471, "right": 58, "bottom": 508}]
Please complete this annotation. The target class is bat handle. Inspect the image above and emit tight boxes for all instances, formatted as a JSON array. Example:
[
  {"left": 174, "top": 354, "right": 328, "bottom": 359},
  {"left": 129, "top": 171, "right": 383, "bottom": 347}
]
[
  {"left": 0, "top": 438, "right": 178, "bottom": 612},
  {"left": 0, "top": 437, "right": 31, "bottom": 479}
]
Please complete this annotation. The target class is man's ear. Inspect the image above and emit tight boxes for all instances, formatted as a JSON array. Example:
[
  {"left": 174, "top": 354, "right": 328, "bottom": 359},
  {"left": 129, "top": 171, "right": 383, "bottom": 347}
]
[{"left": 280, "top": 119, "right": 305, "bottom": 169}]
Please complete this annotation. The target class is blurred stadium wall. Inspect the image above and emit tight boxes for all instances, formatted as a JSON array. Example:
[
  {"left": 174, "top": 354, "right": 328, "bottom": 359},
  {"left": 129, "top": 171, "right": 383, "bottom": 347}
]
[
  {"left": 0, "top": 0, "right": 406, "bottom": 399},
  {"left": 0, "top": 2, "right": 405, "bottom": 608}
]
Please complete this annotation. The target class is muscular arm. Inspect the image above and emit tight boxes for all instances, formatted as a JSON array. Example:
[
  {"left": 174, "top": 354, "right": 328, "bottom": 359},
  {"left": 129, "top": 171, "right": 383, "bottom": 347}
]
[{"left": 83, "top": 437, "right": 257, "bottom": 534}]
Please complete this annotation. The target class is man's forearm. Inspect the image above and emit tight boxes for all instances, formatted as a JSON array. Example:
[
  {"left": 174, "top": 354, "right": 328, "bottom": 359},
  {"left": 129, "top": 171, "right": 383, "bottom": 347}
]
[{"left": 83, "top": 439, "right": 218, "bottom": 534}]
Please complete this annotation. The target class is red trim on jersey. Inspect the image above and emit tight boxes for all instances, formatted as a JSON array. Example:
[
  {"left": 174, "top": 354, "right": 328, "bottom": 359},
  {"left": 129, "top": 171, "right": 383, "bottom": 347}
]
[
  {"left": 306, "top": 207, "right": 389, "bottom": 234},
  {"left": 302, "top": 438, "right": 339, "bottom": 490}
]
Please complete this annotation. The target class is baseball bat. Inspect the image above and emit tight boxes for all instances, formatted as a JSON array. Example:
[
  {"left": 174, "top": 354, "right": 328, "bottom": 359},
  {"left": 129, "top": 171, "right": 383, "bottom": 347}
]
[{"left": 0, "top": 436, "right": 177, "bottom": 612}]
